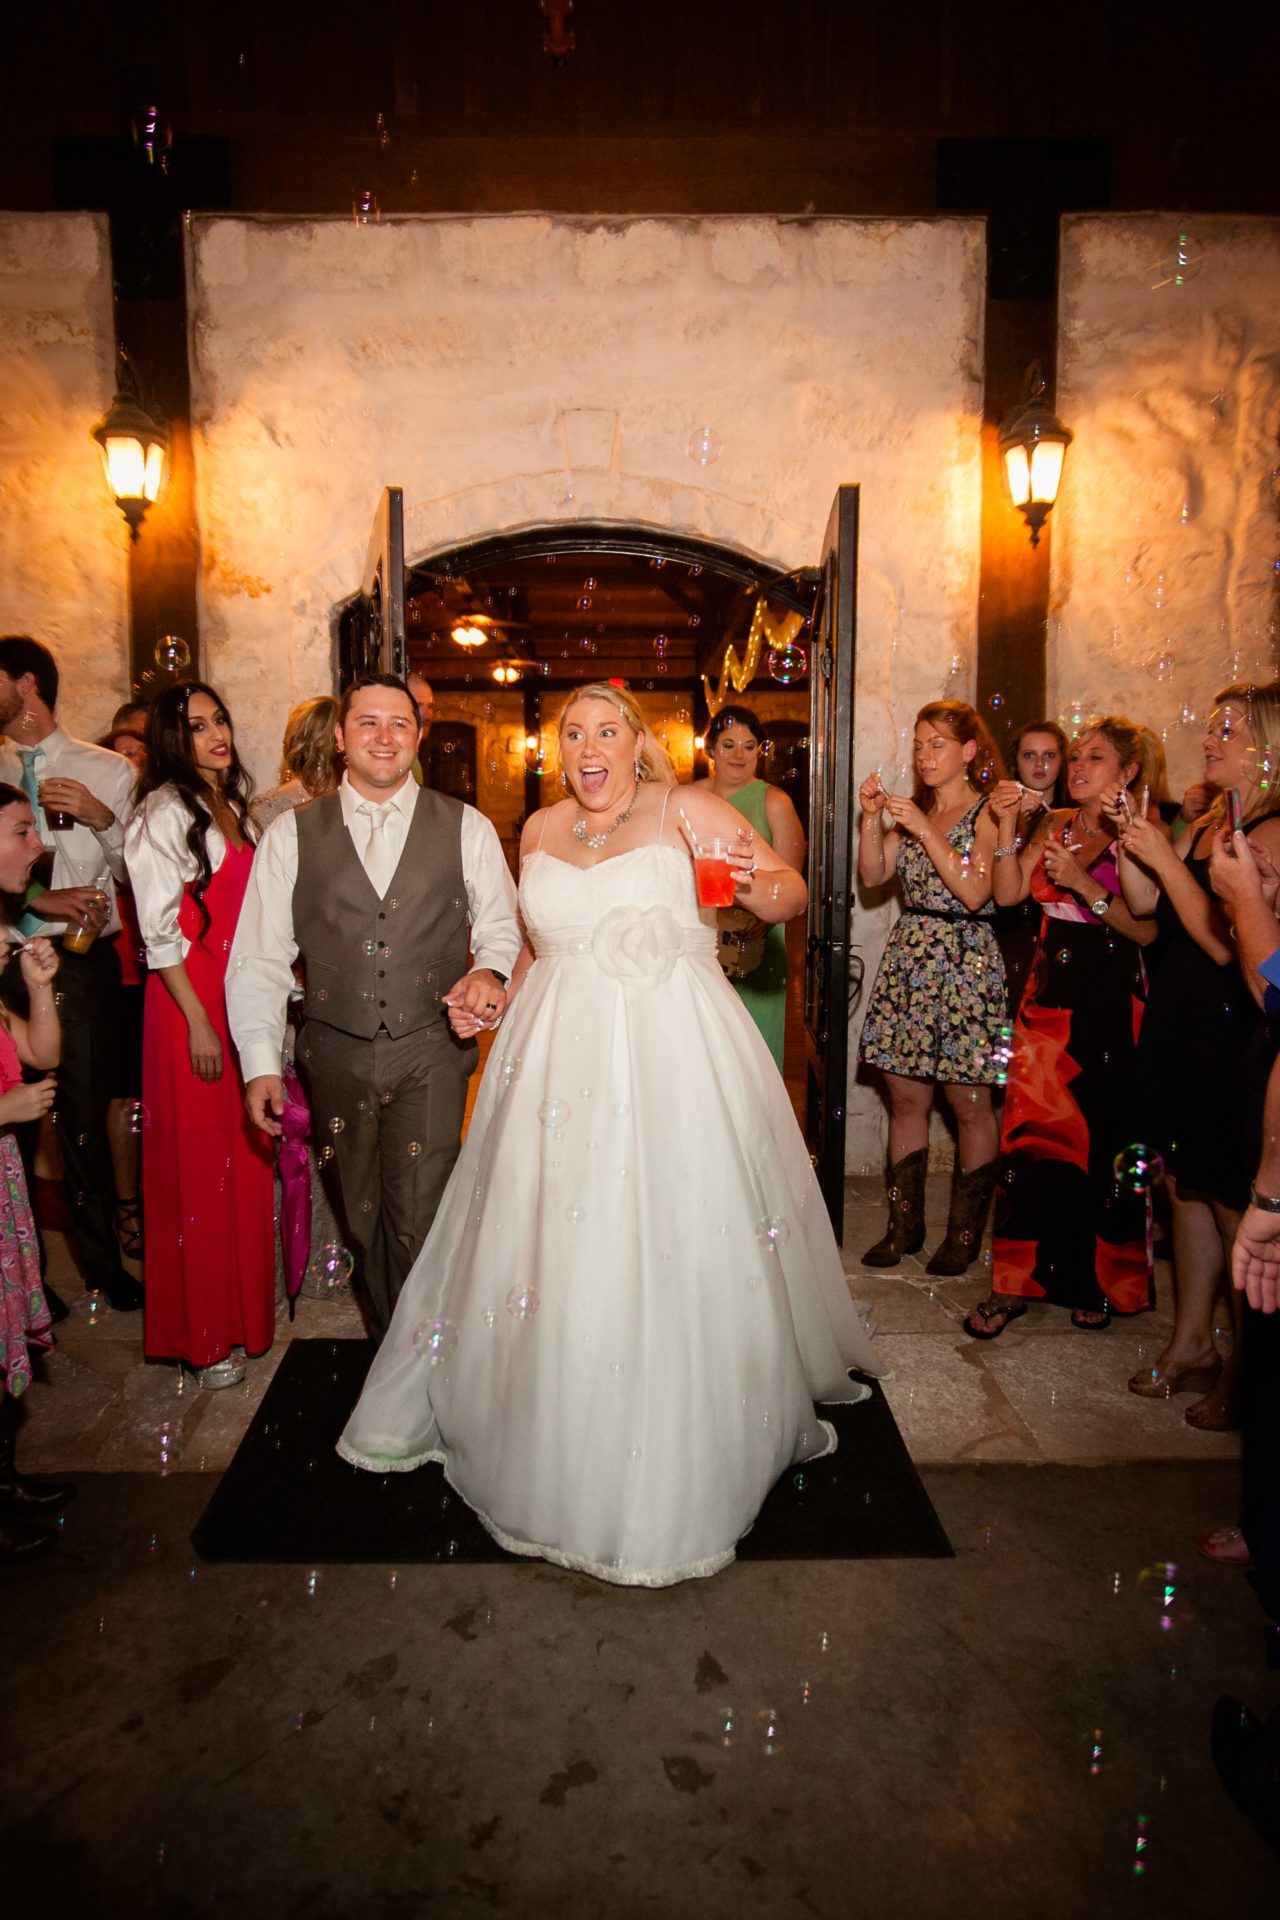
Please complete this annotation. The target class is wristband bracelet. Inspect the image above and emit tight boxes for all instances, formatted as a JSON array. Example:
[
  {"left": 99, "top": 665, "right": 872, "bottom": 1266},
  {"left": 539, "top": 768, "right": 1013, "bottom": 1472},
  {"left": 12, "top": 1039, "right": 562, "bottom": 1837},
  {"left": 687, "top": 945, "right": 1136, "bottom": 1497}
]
[{"left": 1249, "top": 1185, "right": 1280, "bottom": 1213}]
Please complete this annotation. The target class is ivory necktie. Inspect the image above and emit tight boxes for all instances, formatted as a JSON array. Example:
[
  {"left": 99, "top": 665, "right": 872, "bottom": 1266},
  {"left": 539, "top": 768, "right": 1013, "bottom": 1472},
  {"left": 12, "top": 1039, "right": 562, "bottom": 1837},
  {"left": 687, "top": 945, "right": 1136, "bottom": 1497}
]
[{"left": 360, "top": 800, "right": 394, "bottom": 895}]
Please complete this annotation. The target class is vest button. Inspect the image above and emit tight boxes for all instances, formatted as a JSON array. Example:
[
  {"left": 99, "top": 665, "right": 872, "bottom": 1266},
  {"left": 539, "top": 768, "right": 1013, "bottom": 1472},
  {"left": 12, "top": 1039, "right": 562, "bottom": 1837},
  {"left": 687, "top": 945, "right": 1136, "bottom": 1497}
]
[
  {"left": 378, "top": 969, "right": 386, "bottom": 978},
  {"left": 379, "top": 1000, "right": 386, "bottom": 1009},
  {"left": 378, "top": 912, "right": 386, "bottom": 919}
]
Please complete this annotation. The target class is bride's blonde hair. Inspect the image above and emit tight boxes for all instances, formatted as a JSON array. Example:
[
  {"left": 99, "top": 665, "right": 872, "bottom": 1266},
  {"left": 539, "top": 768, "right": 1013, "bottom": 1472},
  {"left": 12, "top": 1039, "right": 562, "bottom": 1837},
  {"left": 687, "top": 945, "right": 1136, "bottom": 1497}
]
[{"left": 554, "top": 682, "right": 676, "bottom": 787}]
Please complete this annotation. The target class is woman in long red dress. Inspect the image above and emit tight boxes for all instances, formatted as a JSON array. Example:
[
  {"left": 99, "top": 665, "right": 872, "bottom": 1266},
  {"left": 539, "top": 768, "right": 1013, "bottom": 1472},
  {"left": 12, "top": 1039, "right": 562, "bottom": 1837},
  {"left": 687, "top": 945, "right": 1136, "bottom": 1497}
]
[{"left": 125, "top": 684, "right": 273, "bottom": 1388}]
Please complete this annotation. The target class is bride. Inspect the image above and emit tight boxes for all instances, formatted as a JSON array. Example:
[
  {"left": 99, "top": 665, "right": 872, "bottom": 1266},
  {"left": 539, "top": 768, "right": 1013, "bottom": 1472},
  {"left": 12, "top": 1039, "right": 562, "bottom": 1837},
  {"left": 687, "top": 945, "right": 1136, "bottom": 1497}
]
[{"left": 338, "top": 682, "right": 880, "bottom": 1585}]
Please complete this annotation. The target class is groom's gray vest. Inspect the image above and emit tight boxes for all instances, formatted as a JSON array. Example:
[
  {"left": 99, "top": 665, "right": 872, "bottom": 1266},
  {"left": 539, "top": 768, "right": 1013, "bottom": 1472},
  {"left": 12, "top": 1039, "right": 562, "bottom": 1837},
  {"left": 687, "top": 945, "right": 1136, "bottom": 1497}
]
[{"left": 293, "top": 786, "right": 471, "bottom": 1041}]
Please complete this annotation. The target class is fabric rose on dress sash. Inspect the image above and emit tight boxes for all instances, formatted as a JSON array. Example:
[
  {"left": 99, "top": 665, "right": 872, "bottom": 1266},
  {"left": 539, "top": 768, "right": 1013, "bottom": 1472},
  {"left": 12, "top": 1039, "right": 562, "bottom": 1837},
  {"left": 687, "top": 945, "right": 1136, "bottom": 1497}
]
[{"left": 591, "top": 905, "right": 684, "bottom": 989}]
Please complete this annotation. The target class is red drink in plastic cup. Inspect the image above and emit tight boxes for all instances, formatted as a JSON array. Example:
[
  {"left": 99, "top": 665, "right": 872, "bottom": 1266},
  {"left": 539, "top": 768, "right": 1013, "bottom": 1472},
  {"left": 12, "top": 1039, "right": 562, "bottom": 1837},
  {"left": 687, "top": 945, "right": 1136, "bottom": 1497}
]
[{"left": 694, "top": 841, "right": 738, "bottom": 908}]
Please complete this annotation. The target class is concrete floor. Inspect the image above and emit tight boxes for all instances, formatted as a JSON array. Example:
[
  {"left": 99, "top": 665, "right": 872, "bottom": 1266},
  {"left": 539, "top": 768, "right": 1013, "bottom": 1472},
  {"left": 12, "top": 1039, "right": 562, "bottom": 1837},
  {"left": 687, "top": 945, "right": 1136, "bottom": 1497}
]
[{"left": 5, "top": 1183, "right": 1276, "bottom": 1916}]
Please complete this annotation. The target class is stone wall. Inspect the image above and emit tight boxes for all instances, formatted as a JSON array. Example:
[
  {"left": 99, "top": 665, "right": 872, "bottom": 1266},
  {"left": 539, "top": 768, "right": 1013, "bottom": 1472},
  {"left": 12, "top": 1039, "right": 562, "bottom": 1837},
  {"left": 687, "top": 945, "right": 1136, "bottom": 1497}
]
[
  {"left": 0, "top": 213, "right": 128, "bottom": 737},
  {"left": 186, "top": 211, "right": 988, "bottom": 1165},
  {"left": 1053, "top": 215, "right": 1280, "bottom": 791}
]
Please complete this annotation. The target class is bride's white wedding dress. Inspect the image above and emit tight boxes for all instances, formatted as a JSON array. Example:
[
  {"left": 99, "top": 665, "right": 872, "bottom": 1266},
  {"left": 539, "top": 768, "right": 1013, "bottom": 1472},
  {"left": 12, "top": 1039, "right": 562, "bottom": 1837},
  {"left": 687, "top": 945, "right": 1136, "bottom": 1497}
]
[{"left": 337, "top": 819, "right": 880, "bottom": 1587}]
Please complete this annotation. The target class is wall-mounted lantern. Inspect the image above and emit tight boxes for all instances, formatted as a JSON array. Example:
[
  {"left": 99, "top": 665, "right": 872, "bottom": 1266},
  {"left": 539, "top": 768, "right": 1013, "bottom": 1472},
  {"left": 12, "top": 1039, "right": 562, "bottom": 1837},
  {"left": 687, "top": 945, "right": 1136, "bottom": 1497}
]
[
  {"left": 92, "top": 352, "right": 167, "bottom": 541},
  {"left": 999, "top": 362, "right": 1073, "bottom": 548}
]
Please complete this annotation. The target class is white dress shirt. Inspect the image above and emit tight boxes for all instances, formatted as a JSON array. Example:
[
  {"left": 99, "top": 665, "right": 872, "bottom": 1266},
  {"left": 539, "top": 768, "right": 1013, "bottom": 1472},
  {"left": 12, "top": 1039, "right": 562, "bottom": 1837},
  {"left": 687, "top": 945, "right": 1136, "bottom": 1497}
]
[
  {"left": 125, "top": 786, "right": 230, "bottom": 970},
  {"left": 0, "top": 727, "right": 137, "bottom": 937},
  {"left": 227, "top": 773, "right": 522, "bottom": 1084}
]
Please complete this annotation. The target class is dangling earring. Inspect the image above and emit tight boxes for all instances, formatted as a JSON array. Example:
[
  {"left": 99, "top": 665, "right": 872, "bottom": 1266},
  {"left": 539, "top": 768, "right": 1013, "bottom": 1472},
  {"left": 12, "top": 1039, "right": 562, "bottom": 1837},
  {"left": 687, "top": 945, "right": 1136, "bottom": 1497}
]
[
  {"left": 634, "top": 757, "right": 644, "bottom": 783},
  {"left": 558, "top": 769, "right": 570, "bottom": 792}
]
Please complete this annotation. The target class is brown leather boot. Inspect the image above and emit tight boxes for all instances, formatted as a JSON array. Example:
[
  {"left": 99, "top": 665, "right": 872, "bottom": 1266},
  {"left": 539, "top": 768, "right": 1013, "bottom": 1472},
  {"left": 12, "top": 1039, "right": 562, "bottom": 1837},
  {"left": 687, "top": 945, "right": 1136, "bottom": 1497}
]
[
  {"left": 862, "top": 1150, "right": 928, "bottom": 1268},
  {"left": 926, "top": 1160, "right": 997, "bottom": 1276}
]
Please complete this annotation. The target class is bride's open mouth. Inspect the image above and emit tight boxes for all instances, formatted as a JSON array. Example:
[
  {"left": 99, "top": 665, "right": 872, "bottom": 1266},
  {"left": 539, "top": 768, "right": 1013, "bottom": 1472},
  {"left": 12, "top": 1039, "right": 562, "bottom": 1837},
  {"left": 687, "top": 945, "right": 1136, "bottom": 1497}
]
[{"left": 578, "top": 767, "right": 609, "bottom": 797}]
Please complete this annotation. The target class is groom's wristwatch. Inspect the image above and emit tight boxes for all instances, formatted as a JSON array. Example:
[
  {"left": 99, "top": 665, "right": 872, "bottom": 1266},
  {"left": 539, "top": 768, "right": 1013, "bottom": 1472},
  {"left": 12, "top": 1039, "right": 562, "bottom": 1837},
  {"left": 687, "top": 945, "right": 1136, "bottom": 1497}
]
[
  {"left": 1249, "top": 1185, "right": 1280, "bottom": 1212},
  {"left": 484, "top": 968, "right": 509, "bottom": 987}
]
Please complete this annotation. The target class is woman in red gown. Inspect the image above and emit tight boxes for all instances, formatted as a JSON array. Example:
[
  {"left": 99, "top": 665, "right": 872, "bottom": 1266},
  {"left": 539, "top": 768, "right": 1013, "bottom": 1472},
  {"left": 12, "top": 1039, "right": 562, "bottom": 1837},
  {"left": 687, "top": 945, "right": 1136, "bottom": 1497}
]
[{"left": 125, "top": 684, "right": 273, "bottom": 1388}]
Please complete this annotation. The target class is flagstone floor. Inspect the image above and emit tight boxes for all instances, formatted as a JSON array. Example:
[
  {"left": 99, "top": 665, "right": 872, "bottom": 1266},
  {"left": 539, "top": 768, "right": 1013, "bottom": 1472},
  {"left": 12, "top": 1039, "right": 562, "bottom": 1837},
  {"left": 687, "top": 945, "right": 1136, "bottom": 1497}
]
[{"left": 15, "top": 1176, "right": 1240, "bottom": 1481}]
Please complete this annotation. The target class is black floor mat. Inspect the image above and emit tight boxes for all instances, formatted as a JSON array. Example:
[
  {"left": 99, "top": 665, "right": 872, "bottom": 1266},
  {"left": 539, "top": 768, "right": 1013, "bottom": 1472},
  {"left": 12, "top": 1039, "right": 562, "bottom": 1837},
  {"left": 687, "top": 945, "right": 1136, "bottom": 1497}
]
[{"left": 192, "top": 1339, "right": 952, "bottom": 1566}]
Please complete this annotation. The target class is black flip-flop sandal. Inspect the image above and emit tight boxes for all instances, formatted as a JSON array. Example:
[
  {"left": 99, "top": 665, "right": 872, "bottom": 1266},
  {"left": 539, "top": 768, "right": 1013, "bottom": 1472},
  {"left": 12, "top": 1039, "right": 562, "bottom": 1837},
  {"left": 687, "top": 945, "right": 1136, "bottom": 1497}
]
[
  {"left": 1070, "top": 1306, "right": 1111, "bottom": 1331},
  {"left": 961, "top": 1297, "right": 1028, "bottom": 1341}
]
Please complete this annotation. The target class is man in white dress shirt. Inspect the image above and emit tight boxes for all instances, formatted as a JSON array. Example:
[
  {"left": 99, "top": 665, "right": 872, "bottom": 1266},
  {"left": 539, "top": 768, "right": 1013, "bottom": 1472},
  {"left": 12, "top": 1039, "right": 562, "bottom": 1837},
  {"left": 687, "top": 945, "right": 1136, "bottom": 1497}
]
[
  {"left": 0, "top": 636, "right": 142, "bottom": 1313},
  {"left": 228, "top": 674, "right": 521, "bottom": 1337}
]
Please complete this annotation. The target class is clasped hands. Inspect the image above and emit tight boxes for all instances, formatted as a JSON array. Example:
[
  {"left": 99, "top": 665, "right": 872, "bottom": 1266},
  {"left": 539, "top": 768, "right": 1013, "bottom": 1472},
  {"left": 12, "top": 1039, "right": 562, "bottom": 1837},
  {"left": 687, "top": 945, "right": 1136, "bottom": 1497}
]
[{"left": 442, "top": 968, "right": 510, "bottom": 1040}]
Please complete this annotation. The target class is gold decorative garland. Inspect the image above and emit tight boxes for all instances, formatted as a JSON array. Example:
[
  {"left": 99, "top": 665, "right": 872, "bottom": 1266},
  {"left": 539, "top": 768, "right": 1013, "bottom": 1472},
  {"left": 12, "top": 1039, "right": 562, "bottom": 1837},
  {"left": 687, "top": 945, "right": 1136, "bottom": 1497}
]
[{"left": 701, "top": 597, "right": 805, "bottom": 717}]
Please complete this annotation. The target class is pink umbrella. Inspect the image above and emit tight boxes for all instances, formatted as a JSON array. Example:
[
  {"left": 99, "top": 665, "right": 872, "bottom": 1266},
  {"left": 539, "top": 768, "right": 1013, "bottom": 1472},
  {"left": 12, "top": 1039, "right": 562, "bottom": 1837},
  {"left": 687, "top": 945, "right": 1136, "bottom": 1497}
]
[{"left": 279, "top": 1065, "right": 313, "bottom": 1315}]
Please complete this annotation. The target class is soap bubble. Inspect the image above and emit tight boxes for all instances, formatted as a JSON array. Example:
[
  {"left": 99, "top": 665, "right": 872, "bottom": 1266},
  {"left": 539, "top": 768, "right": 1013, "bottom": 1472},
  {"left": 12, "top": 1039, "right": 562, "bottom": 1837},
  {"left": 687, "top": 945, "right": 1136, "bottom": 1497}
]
[
  {"left": 1148, "top": 232, "right": 1204, "bottom": 291},
  {"left": 506, "top": 1284, "right": 540, "bottom": 1320},
  {"left": 1143, "top": 571, "right": 1172, "bottom": 612},
  {"left": 756, "top": 1707, "right": 781, "bottom": 1755},
  {"left": 755, "top": 1216, "right": 791, "bottom": 1253},
  {"left": 687, "top": 425, "right": 723, "bottom": 465},
  {"left": 309, "top": 1243, "right": 354, "bottom": 1292},
  {"left": 501, "top": 1054, "right": 523, "bottom": 1086},
  {"left": 353, "top": 190, "right": 381, "bottom": 226},
  {"left": 329, "top": 1116, "right": 345, "bottom": 1134},
  {"left": 1144, "top": 645, "right": 1176, "bottom": 681},
  {"left": 768, "top": 644, "right": 807, "bottom": 685},
  {"left": 653, "top": 632, "right": 669, "bottom": 654},
  {"left": 1113, "top": 1144, "right": 1165, "bottom": 1191},
  {"left": 988, "top": 692, "right": 1004, "bottom": 712},
  {"left": 407, "top": 1141, "right": 422, "bottom": 1158},
  {"left": 412, "top": 1319, "right": 458, "bottom": 1366},
  {"left": 362, "top": 939, "right": 377, "bottom": 957},
  {"left": 538, "top": 1098, "right": 570, "bottom": 1129},
  {"left": 154, "top": 635, "right": 191, "bottom": 674},
  {"left": 565, "top": 1204, "right": 586, "bottom": 1225}
]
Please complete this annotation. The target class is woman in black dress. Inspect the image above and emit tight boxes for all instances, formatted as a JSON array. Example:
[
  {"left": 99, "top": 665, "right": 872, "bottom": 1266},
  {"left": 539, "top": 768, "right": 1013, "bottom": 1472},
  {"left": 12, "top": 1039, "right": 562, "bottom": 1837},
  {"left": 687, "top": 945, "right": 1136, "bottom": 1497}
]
[
  {"left": 965, "top": 716, "right": 1158, "bottom": 1338},
  {"left": 1118, "top": 682, "right": 1280, "bottom": 1428}
]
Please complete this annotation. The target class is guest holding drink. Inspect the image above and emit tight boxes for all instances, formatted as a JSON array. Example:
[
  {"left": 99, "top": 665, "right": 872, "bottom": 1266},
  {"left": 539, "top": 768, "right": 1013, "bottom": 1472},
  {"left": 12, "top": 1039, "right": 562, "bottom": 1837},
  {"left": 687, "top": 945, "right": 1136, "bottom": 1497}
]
[
  {"left": 0, "top": 636, "right": 141, "bottom": 1314},
  {"left": 857, "top": 702, "right": 1006, "bottom": 1274},
  {"left": 697, "top": 703, "right": 806, "bottom": 1073},
  {"left": 125, "top": 684, "right": 274, "bottom": 1389}
]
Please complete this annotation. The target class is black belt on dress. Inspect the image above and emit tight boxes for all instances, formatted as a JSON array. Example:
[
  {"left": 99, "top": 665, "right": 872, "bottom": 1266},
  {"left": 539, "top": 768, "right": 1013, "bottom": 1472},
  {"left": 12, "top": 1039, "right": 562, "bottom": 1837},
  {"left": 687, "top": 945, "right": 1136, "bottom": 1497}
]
[{"left": 900, "top": 906, "right": 988, "bottom": 922}]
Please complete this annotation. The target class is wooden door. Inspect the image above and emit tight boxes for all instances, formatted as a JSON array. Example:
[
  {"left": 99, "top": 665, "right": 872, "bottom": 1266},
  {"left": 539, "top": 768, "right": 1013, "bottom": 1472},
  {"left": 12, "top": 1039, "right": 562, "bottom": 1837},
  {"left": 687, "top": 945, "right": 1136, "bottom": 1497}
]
[
  {"left": 804, "top": 485, "right": 859, "bottom": 1239},
  {"left": 345, "top": 485, "right": 406, "bottom": 685}
]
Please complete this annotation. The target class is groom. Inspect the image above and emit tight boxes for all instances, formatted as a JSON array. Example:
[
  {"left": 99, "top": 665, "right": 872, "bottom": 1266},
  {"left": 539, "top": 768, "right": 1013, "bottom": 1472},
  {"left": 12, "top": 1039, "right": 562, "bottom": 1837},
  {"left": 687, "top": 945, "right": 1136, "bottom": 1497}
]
[{"left": 228, "top": 674, "right": 521, "bottom": 1336}]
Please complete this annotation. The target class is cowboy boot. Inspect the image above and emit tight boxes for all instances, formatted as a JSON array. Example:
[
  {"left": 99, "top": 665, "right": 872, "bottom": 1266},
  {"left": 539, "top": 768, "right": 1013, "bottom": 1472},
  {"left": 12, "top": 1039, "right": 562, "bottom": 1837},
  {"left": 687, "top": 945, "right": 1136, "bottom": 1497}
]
[
  {"left": 925, "top": 1160, "right": 998, "bottom": 1276},
  {"left": 862, "top": 1150, "right": 928, "bottom": 1268}
]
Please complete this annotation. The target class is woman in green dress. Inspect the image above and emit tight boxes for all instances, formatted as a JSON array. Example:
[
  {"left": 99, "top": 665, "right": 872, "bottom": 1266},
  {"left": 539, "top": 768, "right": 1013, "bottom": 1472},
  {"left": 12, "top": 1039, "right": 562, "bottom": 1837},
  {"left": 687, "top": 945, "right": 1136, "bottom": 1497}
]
[{"left": 700, "top": 704, "right": 807, "bottom": 1072}]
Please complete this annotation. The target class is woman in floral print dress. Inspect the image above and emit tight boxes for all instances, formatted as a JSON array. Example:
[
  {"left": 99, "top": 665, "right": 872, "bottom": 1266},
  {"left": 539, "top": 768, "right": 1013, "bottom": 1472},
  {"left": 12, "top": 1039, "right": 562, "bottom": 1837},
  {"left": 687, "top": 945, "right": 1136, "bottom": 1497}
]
[{"left": 857, "top": 702, "right": 1008, "bottom": 1274}]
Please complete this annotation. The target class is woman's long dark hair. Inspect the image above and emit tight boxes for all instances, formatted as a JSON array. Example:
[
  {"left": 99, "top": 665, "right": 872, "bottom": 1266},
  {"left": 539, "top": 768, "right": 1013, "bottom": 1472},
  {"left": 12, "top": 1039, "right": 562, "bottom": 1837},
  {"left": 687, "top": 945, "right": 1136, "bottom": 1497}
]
[{"left": 137, "top": 682, "right": 255, "bottom": 941}]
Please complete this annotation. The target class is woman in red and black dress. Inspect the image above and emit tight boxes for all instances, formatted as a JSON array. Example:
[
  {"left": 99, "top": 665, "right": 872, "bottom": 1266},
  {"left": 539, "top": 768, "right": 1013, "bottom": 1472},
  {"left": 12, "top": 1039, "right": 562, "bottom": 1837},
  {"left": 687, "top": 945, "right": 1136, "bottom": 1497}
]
[{"left": 964, "top": 716, "right": 1158, "bottom": 1338}]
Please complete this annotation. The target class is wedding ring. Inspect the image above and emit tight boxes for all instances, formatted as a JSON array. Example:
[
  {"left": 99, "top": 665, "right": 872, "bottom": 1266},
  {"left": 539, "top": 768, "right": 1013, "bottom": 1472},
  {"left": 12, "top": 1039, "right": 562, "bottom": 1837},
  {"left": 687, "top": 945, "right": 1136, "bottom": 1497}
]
[{"left": 484, "top": 1000, "right": 498, "bottom": 1010}]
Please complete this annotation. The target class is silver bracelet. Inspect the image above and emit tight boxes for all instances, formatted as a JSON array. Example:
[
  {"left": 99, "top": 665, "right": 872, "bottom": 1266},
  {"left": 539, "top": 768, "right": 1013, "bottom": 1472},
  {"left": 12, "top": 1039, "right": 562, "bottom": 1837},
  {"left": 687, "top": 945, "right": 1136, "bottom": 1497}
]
[
  {"left": 993, "top": 845, "right": 1019, "bottom": 860},
  {"left": 1249, "top": 1185, "right": 1280, "bottom": 1213}
]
